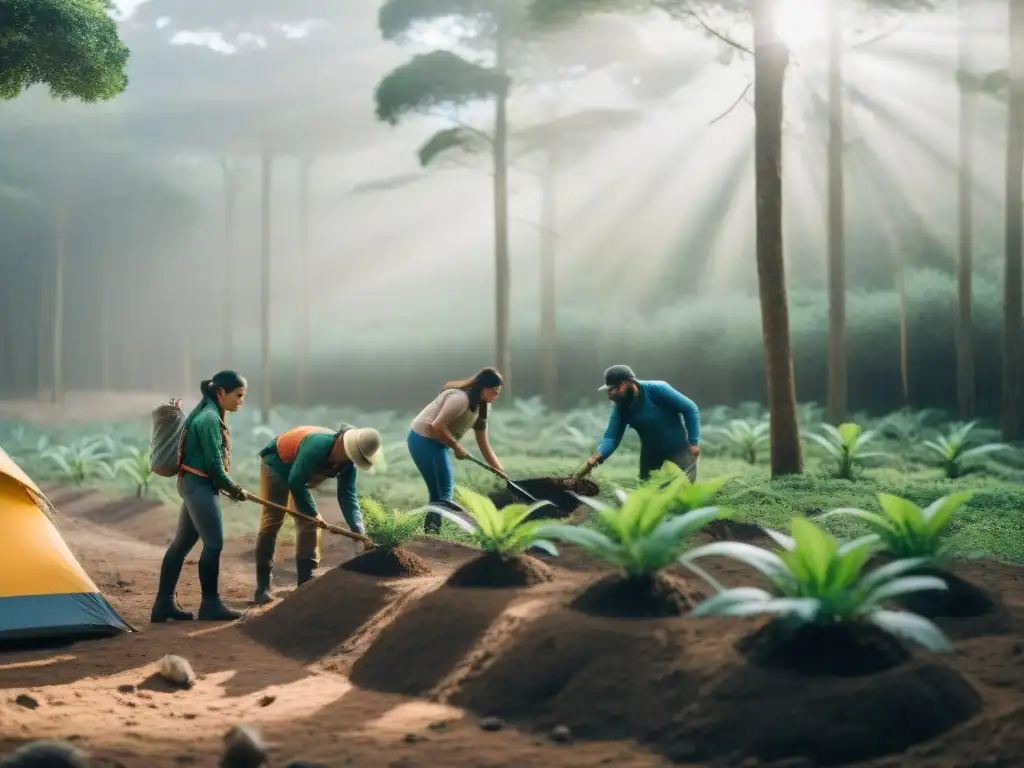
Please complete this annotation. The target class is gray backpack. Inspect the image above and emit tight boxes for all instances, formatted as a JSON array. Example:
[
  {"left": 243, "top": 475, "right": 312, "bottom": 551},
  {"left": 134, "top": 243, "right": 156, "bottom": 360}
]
[{"left": 150, "top": 400, "right": 187, "bottom": 477}]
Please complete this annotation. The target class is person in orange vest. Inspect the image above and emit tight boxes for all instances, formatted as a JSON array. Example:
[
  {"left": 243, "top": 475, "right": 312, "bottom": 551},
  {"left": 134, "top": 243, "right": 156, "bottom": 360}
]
[{"left": 252, "top": 423, "right": 382, "bottom": 604}]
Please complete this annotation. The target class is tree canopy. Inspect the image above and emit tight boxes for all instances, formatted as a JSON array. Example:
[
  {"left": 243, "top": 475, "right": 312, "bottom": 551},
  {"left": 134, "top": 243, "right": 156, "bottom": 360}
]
[{"left": 0, "top": 0, "right": 129, "bottom": 102}]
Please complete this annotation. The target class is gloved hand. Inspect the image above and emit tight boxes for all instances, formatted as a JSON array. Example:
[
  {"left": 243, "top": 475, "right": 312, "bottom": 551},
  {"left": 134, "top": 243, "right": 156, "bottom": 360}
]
[{"left": 225, "top": 485, "right": 248, "bottom": 502}]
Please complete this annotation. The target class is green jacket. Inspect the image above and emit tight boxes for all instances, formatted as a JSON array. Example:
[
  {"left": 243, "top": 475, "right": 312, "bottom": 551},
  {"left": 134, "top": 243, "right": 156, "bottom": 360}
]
[
  {"left": 259, "top": 424, "right": 362, "bottom": 533},
  {"left": 181, "top": 400, "right": 241, "bottom": 492}
]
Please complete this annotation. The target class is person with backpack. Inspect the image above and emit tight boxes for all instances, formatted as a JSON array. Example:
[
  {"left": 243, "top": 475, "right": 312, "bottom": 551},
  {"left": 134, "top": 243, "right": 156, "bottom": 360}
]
[
  {"left": 150, "top": 370, "right": 250, "bottom": 624},
  {"left": 407, "top": 367, "right": 506, "bottom": 534},
  {"left": 252, "top": 424, "right": 382, "bottom": 604},
  {"left": 580, "top": 364, "right": 701, "bottom": 482}
]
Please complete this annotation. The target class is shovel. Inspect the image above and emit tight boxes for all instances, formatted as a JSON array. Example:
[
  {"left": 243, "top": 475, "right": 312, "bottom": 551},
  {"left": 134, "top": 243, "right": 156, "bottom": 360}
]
[
  {"left": 463, "top": 454, "right": 542, "bottom": 504},
  {"left": 243, "top": 491, "right": 373, "bottom": 546}
]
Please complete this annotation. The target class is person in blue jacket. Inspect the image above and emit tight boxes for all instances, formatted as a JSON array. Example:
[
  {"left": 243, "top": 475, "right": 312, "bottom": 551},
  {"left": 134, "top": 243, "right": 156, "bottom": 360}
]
[{"left": 582, "top": 364, "right": 701, "bottom": 482}]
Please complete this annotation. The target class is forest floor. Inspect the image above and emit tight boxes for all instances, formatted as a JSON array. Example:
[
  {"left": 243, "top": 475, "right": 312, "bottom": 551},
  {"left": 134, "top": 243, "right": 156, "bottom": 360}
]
[{"left": 4, "top": 393, "right": 1024, "bottom": 766}]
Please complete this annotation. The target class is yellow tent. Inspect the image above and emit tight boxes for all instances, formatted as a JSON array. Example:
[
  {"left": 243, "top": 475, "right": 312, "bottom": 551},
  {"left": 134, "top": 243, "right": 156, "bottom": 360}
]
[{"left": 0, "top": 446, "right": 131, "bottom": 643}]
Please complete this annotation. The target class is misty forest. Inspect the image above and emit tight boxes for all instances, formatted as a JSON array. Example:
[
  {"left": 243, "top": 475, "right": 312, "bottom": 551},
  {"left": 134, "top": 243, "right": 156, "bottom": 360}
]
[{"left": 5, "top": 1, "right": 1024, "bottom": 767}]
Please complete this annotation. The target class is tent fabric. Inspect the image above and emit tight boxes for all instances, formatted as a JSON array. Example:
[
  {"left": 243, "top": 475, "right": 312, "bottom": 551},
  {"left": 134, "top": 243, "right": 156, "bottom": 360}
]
[{"left": 0, "top": 447, "right": 132, "bottom": 642}]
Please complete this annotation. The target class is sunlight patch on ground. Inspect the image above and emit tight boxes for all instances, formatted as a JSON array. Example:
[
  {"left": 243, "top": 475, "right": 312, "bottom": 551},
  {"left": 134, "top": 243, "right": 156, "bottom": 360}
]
[
  {"left": 0, "top": 654, "right": 76, "bottom": 672},
  {"left": 360, "top": 700, "right": 465, "bottom": 735}
]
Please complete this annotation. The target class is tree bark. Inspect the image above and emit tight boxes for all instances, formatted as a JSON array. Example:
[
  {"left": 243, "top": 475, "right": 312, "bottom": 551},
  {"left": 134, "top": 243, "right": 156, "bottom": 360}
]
[
  {"left": 956, "top": 0, "right": 976, "bottom": 419},
  {"left": 493, "top": 25, "right": 513, "bottom": 393},
  {"left": 222, "top": 157, "right": 238, "bottom": 366},
  {"left": 825, "top": 0, "right": 846, "bottom": 424},
  {"left": 51, "top": 198, "right": 66, "bottom": 405},
  {"left": 752, "top": 0, "right": 803, "bottom": 476},
  {"left": 1003, "top": 0, "right": 1024, "bottom": 440},
  {"left": 540, "top": 148, "right": 558, "bottom": 407},
  {"left": 297, "top": 157, "right": 312, "bottom": 406},
  {"left": 260, "top": 149, "right": 273, "bottom": 424}
]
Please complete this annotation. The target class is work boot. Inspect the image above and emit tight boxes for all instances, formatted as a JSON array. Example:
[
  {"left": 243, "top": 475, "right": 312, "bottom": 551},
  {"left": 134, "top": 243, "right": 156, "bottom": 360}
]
[
  {"left": 252, "top": 564, "right": 274, "bottom": 606},
  {"left": 197, "top": 595, "right": 243, "bottom": 622},
  {"left": 296, "top": 558, "right": 318, "bottom": 587},
  {"left": 150, "top": 594, "right": 194, "bottom": 624}
]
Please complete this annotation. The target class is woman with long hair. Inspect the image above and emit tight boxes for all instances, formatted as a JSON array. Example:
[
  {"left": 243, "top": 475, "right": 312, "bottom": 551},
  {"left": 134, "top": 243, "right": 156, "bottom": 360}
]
[
  {"left": 407, "top": 367, "right": 505, "bottom": 533},
  {"left": 151, "top": 370, "right": 250, "bottom": 623}
]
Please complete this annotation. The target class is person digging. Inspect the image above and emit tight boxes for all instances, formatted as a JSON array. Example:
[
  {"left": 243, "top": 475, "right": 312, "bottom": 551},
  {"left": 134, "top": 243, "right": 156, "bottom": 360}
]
[
  {"left": 252, "top": 424, "right": 381, "bottom": 605},
  {"left": 581, "top": 364, "right": 701, "bottom": 482}
]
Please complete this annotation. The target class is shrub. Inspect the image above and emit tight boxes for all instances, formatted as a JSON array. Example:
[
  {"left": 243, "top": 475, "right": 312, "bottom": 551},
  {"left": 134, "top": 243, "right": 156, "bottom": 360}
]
[
  {"left": 923, "top": 422, "right": 1010, "bottom": 479},
  {"left": 431, "top": 487, "right": 559, "bottom": 557},
  {"left": 361, "top": 497, "right": 425, "bottom": 549},
  {"left": 805, "top": 422, "right": 884, "bottom": 479},
  {"left": 681, "top": 518, "right": 952, "bottom": 651}
]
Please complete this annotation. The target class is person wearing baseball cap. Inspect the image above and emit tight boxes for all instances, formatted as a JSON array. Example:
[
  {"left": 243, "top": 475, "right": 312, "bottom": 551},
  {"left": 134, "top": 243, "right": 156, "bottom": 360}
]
[
  {"left": 251, "top": 423, "right": 382, "bottom": 603},
  {"left": 582, "top": 365, "right": 701, "bottom": 482}
]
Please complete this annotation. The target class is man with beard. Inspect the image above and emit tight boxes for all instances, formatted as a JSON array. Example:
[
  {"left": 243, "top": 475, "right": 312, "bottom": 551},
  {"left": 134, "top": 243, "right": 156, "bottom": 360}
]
[{"left": 581, "top": 364, "right": 701, "bottom": 482}]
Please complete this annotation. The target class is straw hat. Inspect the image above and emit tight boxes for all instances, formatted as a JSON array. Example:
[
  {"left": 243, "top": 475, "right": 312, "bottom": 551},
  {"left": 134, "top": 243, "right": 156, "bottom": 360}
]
[{"left": 343, "top": 427, "right": 382, "bottom": 472}]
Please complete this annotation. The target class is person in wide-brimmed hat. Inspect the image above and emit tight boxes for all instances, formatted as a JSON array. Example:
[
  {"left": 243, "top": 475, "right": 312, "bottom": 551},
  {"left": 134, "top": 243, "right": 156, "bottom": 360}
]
[
  {"left": 580, "top": 364, "right": 701, "bottom": 482},
  {"left": 252, "top": 424, "right": 381, "bottom": 603}
]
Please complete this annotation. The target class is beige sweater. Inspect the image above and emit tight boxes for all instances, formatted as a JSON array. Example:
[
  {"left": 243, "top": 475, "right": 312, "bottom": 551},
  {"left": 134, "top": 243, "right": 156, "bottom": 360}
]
[{"left": 410, "top": 389, "right": 482, "bottom": 440}]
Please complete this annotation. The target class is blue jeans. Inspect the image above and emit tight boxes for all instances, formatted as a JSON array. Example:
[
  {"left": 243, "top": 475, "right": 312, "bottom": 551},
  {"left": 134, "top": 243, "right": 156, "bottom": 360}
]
[{"left": 407, "top": 429, "right": 454, "bottom": 532}]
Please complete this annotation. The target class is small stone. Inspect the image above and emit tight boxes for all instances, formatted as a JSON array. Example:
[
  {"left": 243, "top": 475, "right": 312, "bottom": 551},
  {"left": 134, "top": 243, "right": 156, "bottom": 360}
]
[
  {"left": 158, "top": 655, "right": 197, "bottom": 688},
  {"left": 0, "top": 739, "right": 89, "bottom": 767},
  {"left": 549, "top": 725, "right": 572, "bottom": 743},
  {"left": 478, "top": 716, "right": 504, "bottom": 732},
  {"left": 258, "top": 694, "right": 276, "bottom": 707},
  {"left": 117, "top": 684, "right": 136, "bottom": 694},
  {"left": 220, "top": 724, "right": 266, "bottom": 768},
  {"left": 183, "top": 713, "right": 197, "bottom": 720},
  {"left": 14, "top": 694, "right": 39, "bottom": 710}
]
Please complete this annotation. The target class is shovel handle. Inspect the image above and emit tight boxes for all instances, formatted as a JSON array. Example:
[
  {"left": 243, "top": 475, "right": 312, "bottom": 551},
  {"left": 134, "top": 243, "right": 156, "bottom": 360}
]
[
  {"left": 464, "top": 453, "right": 507, "bottom": 480},
  {"left": 244, "top": 492, "right": 373, "bottom": 545},
  {"left": 573, "top": 461, "right": 595, "bottom": 479}
]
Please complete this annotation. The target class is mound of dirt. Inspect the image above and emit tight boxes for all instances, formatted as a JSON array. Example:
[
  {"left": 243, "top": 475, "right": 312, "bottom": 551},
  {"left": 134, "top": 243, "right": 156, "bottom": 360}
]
[
  {"left": 569, "top": 572, "right": 704, "bottom": 618},
  {"left": 897, "top": 568, "right": 1011, "bottom": 637},
  {"left": 737, "top": 620, "right": 910, "bottom": 676},
  {"left": 241, "top": 568, "right": 398, "bottom": 661},
  {"left": 446, "top": 553, "right": 553, "bottom": 588},
  {"left": 487, "top": 476, "right": 599, "bottom": 519},
  {"left": 449, "top": 608, "right": 983, "bottom": 766},
  {"left": 341, "top": 547, "right": 433, "bottom": 578},
  {"left": 703, "top": 519, "right": 767, "bottom": 543}
]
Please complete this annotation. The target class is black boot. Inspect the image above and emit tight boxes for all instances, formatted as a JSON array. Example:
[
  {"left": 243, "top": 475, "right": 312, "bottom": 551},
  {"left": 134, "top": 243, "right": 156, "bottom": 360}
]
[
  {"left": 296, "top": 558, "right": 318, "bottom": 587},
  {"left": 151, "top": 549, "right": 194, "bottom": 623},
  {"left": 196, "top": 548, "right": 243, "bottom": 622},
  {"left": 253, "top": 564, "right": 274, "bottom": 606}
]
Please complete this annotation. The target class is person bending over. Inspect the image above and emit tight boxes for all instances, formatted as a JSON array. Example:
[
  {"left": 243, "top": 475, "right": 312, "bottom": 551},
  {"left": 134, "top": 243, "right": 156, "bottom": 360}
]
[
  {"left": 583, "top": 364, "right": 701, "bottom": 482},
  {"left": 253, "top": 424, "right": 381, "bottom": 604},
  {"left": 407, "top": 367, "right": 505, "bottom": 534},
  {"left": 151, "top": 370, "right": 250, "bottom": 624}
]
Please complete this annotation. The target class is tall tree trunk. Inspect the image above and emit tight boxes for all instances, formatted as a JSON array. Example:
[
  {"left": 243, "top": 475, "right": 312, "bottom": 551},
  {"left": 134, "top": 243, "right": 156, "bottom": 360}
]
[
  {"left": 222, "top": 157, "right": 237, "bottom": 366},
  {"left": 826, "top": 0, "right": 846, "bottom": 424},
  {"left": 896, "top": 250, "right": 910, "bottom": 406},
  {"left": 260, "top": 149, "right": 273, "bottom": 424},
  {"left": 540, "top": 148, "right": 558, "bottom": 407},
  {"left": 100, "top": 249, "right": 112, "bottom": 390},
  {"left": 51, "top": 198, "right": 66, "bottom": 405},
  {"left": 1004, "top": 0, "right": 1024, "bottom": 440},
  {"left": 493, "top": 26, "right": 513, "bottom": 392},
  {"left": 296, "top": 157, "right": 312, "bottom": 406},
  {"left": 956, "top": 0, "right": 976, "bottom": 419},
  {"left": 752, "top": 0, "right": 803, "bottom": 476}
]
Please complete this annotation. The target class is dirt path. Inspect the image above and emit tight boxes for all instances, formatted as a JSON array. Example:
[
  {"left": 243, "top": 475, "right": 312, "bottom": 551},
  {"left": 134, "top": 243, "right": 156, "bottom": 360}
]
[{"left": 0, "top": 491, "right": 671, "bottom": 767}]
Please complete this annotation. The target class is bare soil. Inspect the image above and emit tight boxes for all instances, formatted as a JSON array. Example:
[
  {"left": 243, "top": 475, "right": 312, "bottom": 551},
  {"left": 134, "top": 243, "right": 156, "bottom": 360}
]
[{"left": 2, "top": 484, "right": 1024, "bottom": 767}]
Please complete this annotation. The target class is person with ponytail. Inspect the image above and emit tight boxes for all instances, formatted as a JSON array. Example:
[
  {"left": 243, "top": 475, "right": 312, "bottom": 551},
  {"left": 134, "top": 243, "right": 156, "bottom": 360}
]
[
  {"left": 151, "top": 370, "right": 250, "bottom": 624},
  {"left": 407, "top": 367, "right": 505, "bottom": 533}
]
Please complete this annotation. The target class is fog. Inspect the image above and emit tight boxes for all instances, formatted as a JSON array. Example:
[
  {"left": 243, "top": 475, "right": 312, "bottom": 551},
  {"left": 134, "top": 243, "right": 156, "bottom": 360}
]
[{"left": 0, "top": 0, "right": 1013, "bottom": 413}]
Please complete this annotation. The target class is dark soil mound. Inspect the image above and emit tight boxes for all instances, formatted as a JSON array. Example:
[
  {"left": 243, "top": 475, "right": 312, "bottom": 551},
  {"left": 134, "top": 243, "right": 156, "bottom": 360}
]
[
  {"left": 704, "top": 519, "right": 767, "bottom": 542},
  {"left": 570, "top": 572, "right": 704, "bottom": 618},
  {"left": 446, "top": 553, "right": 553, "bottom": 588},
  {"left": 241, "top": 568, "right": 396, "bottom": 661},
  {"left": 896, "top": 567, "right": 1010, "bottom": 637},
  {"left": 450, "top": 608, "right": 983, "bottom": 766},
  {"left": 487, "top": 476, "right": 599, "bottom": 519},
  {"left": 341, "top": 547, "right": 433, "bottom": 578},
  {"left": 737, "top": 620, "right": 911, "bottom": 676}
]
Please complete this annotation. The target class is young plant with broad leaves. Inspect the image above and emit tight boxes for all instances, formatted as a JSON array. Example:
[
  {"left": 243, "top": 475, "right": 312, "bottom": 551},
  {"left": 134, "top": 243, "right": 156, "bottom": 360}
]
[
  {"left": 361, "top": 496, "right": 425, "bottom": 550},
  {"left": 708, "top": 419, "right": 770, "bottom": 464},
  {"left": 819, "top": 491, "right": 973, "bottom": 563},
  {"left": 115, "top": 445, "right": 154, "bottom": 497},
  {"left": 431, "top": 487, "right": 560, "bottom": 558},
  {"left": 681, "top": 517, "right": 952, "bottom": 651},
  {"left": 923, "top": 422, "right": 1009, "bottom": 479},
  {"left": 805, "top": 422, "right": 883, "bottom": 479},
  {"left": 537, "top": 467, "right": 731, "bottom": 581},
  {"left": 43, "top": 437, "right": 115, "bottom": 485}
]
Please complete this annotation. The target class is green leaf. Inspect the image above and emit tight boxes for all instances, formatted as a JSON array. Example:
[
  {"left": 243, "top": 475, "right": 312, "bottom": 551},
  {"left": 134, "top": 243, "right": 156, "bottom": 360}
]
[
  {"left": 921, "top": 491, "right": 973, "bottom": 537},
  {"left": 418, "top": 126, "right": 491, "bottom": 166},
  {"left": 819, "top": 507, "right": 897, "bottom": 538},
  {"left": 681, "top": 541, "right": 793, "bottom": 587},
  {"left": 862, "top": 575, "right": 948, "bottom": 610},
  {"left": 868, "top": 609, "right": 952, "bottom": 652}
]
